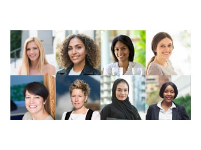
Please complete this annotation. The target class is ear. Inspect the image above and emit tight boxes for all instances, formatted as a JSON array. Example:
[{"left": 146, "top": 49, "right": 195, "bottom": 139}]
[{"left": 84, "top": 96, "right": 88, "bottom": 103}]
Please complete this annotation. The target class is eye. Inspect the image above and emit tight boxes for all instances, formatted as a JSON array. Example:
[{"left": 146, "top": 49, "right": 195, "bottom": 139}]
[
  {"left": 68, "top": 47, "right": 72, "bottom": 51},
  {"left": 115, "top": 49, "right": 119, "bottom": 51},
  {"left": 77, "top": 46, "right": 82, "bottom": 49},
  {"left": 25, "top": 96, "right": 30, "bottom": 99},
  {"left": 160, "top": 45, "right": 165, "bottom": 48},
  {"left": 26, "top": 48, "right": 30, "bottom": 51}
]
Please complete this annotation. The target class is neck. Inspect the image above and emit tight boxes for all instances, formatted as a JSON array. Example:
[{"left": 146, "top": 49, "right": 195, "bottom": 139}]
[
  {"left": 73, "top": 106, "right": 87, "bottom": 114},
  {"left": 161, "top": 100, "right": 172, "bottom": 110},
  {"left": 154, "top": 56, "right": 167, "bottom": 67},
  {"left": 73, "top": 60, "right": 85, "bottom": 72},
  {"left": 30, "top": 59, "right": 38, "bottom": 69},
  {"left": 118, "top": 60, "right": 129, "bottom": 74},
  {"left": 32, "top": 109, "right": 48, "bottom": 120}
]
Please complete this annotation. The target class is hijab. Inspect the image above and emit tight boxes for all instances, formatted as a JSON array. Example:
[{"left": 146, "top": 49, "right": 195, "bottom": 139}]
[{"left": 111, "top": 78, "right": 141, "bottom": 120}]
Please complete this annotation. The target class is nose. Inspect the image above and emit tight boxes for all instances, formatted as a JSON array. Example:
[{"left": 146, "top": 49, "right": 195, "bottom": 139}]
[
  {"left": 72, "top": 48, "right": 77, "bottom": 54},
  {"left": 30, "top": 97, "right": 34, "bottom": 103}
]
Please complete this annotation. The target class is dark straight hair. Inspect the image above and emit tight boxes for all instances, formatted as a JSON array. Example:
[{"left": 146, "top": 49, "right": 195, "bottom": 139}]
[
  {"left": 111, "top": 35, "right": 135, "bottom": 62},
  {"left": 159, "top": 82, "right": 178, "bottom": 99},
  {"left": 24, "top": 82, "right": 49, "bottom": 101}
]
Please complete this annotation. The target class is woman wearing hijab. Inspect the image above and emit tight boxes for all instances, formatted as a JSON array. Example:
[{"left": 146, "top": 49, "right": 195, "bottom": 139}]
[{"left": 101, "top": 78, "right": 141, "bottom": 120}]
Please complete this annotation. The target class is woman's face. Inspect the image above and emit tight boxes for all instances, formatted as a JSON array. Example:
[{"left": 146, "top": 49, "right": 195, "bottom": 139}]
[
  {"left": 25, "top": 90, "right": 45, "bottom": 115},
  {"left": 163, "top": 85, "right": 175, "bottom": 103},
  {"left": 26, "top": 41, "right": 40, "bottom": 61},
  {"left": 116, "top": 82, "right": 128, "bottom": 101},
  {"left": 68, "top": 37, "right": 87, "bottom": 66},
  {"left": 155, "top": 37, "right": 173, "bottom": 60},
  {"left": 114, "top": 41, "right": 130, "bottom": 62},
  {"left": 71, "top": 89, "right": 87, "bottom": 110}
]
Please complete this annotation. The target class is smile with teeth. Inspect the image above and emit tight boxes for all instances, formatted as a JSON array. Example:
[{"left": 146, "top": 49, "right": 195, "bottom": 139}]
[
  {"left": 118, "top": 54, "right": 125, "bottom": 58},
  {"left": 72, "top": 55, "right": 79, "bottom": 60},
  {"left": 29, "top": 105, "right": 37, "bottom": 108},
  {"left": 29, "top": 54, "right": 37, "bottom": 58},
  {"left": 162, "top": 52, "right": 170, "bottom": 55}
]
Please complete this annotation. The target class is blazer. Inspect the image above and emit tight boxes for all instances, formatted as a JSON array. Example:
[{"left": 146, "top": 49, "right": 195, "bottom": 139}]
[
  {"left": 57, "top": 62, "right": 100, "bottom": 75},
  {"left": 146, "top": 102, "right": 189, "bottom": 120}
]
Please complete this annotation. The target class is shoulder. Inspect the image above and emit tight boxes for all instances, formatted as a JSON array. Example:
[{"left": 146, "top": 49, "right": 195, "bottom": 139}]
[
  {"left": 57, "top": 68, "right": 67, "bottom": 75},
  {"left": 45, "top": 115, "right": 54, "bottom": 120},
  {"left": 22, "top": 112, "right": 32, "bottom": 120},
  {"left": 61, "top": 112, "right": 68, "bottom": 120},
  {"left": 101, "top": 104, "right": 112, "bottom": 112},
  {"left": 43, "top": 64, "right": 56, "bottom": 75},
  {"left": 147, "top": 62, "right": 163, "bottom": 75},
  {"left": 17, "top": 65, "right": 22, "bottom": 75},
  {"left": 103, "top": 63, "right": 117, "bottom": 75},
  {"left": 131, "top": 62, "right": 145, "bottom": 68},
  {"left": 91, "top": 111, "right": 100, "bottom": 120},
  {"left": 148, "top": 103, "right": 158, "bottom": 110}
]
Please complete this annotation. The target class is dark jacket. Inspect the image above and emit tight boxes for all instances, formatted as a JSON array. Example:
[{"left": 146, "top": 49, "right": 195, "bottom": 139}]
[
  {"left": 146, "top": 102, "right": 189, "bottom": 120},
  {"left": 56, "top": 63, "right": 100, "bottom": 75}
]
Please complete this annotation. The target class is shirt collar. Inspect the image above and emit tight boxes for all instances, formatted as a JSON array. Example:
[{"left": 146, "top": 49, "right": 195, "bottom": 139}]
[{"left": 157, "top": 100, "right": 176, "bottom": 109}]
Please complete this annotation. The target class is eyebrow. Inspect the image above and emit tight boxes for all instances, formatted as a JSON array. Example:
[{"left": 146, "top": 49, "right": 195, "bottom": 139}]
[{"left": 68, "top": 44, "right": 83, "bottom": 47}]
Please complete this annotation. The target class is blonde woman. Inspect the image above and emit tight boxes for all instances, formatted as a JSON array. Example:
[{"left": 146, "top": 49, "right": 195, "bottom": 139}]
[
  {"left": 17, "top": 37, "right": 56, "bottom": 75},
  {"left": 61, "top": 79, "right": 100, "bottom": 120}
]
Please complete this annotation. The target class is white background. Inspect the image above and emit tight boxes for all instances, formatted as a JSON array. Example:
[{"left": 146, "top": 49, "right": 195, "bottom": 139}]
[{"left": 1, "top": 0, "right": 200, "bottom": 150}]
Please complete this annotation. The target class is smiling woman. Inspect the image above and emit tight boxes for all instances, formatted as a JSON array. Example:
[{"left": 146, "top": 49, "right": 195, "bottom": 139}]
[
  {"left": 17, "top": 37, "right": 56, "bottom": 75},
  {"left": 146, "top": 32, "right": 177, "bottom": 75},
  {"left": 22, "top": 82, "right": 54, "bottom": 120},
  {"left": 101, "top": 78, "right": 141, "bottom": 120},
  {"left": 57, "top": 34, "right": 100, "bottom": 75},
  {"left": 146, "top": 82, "right": 189, "bottom": 120},
  {"left": 103, "top": 35, "right": 145, "bottom": 75}
]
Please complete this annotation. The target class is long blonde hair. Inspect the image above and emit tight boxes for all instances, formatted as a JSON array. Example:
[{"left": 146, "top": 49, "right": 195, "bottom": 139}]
[{"left": 21, "top": 37, "right": 48, "bottom": 75}]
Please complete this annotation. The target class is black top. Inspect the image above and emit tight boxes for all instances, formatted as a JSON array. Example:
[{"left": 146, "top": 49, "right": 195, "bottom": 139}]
[
  {"left": 101, "top": 78, "right": 141, "bottom": 120},
  {"left": 146, "top": 102, "right": 189, "bottom": 120},
  {"left": 101, "top": 103, "right": 141, "bottom": 120},
  {"left": 56, "top": 61, "right": 100, "bottom": 75}
]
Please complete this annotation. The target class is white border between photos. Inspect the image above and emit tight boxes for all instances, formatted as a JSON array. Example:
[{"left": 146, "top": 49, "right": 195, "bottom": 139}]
[{"left": 1, "top": 0, "right": 201, "bottom": 149}]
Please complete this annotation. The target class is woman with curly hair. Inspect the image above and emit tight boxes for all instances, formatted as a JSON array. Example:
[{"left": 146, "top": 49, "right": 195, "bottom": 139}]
[
  {"left": 57, "top": 34, "right": 100, "bottom": 75},
  {"left": 61, "top": 79, "right": 100, "bottom": 120},
  {"left": 17, "top": 37, "right": 56, "bottom": 75}
]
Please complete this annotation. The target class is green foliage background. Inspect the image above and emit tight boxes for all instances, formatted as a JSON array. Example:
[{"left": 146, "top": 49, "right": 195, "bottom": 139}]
[
  {"left": 10, "top": 30, "right": 22, "bottom": 58},
  {"left": 133, "top": 30, "right": 146, "bottom": 67}
]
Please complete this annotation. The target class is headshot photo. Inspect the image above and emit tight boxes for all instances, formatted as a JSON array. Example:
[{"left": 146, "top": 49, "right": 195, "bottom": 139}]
[
  {"left": 56, "top": 75, "right": 100, "bottom": 120},
  {"left": 101, "top": 30, "right": 146, "bottom": 75},
  {"left": 101, "top": 75, "right": 146, "bottom": 120},
  {"left": 10, "top": 30, "right": 56, "bottom": 75},
  {"left": 10, "top": 75, "right": 56, "bottom": 120},
  {"left": 146, "top": 30, "right": 191, "bottom": 75},
  {"left": 56, "top": 30, "right": 101, "bottom": 75},
  {"left": 145, "top": 75, "right": 191, "bottom": 120}
]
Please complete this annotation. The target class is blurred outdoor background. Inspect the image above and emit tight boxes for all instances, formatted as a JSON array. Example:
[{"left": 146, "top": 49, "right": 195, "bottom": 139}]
[
  {"left": 146, "top": 30, "right": 191, "bottom": 75},
  {"left": 10, "top": 30, "right": 57, "bottom": 75},
  {"left": 101, "top": 30, "right": 146, "bottom": 74},
  {"left": 101, "top": 75, "right": 146, "bottom": 120},
  {"left": 10, "top": 75, "right": 43, "bottom": 120},
  {"left": 55, "top": 30, "right": 101, "bottom": 72},
  {"left": 146, "top": 75, "right": 191, "bottom": 119},
  {"left": 56, "top": 75, "right": 100, "bottom": 120}
]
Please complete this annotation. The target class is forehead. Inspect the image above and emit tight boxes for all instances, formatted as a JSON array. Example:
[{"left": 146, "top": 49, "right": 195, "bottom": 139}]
[
  {"left": 69, "top": 37, "right": 84, "bottom": 46},
  {"left": 158, "top": 37, "right": 172, "bottom": 45},
  {"left": 116, "top": 82, "right": 128, "bottom": 89},
  {"left": 71, "top": 88, "right": 84, "bottom": 94},
  {"left": 27, "top": 41, "right": 37, "bottom": 47},
  {"left": 165, "top": 85, "right": 174, "bottom": 90},
  {"left": 115, "top": 41, "right": 127, "bottom": 48}
]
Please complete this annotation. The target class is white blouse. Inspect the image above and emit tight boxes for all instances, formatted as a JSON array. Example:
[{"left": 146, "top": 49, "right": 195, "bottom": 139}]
[
  {"left": 103, "top": 61, "right": 145, "bottom": 75},
  {"left": 157, "top": 101, "right": 176, "bottom": 120},
  {"left": 61, "top": 109, "right": 100, "bottom": 120}
]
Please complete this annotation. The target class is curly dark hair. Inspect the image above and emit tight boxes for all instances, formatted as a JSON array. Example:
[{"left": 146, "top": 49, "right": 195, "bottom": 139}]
[{"left": 59, "top": 34, "right": 100, "bottom": 69}]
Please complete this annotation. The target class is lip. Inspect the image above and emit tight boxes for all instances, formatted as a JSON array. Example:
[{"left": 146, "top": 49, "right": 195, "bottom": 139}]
[
  {"left": 165, "top": 97, "right": 173, "bottom": 100},
  {"left": 118, "top": 54, "right": 125, "bottom": 59},
  {"left": 29, "top": 105, "right": 37, "bottom": 108},
  {"left": 162, "top": 52, "right": 170, "bottom": 55},
  {"left": 71, "top": 55, "right": 79, "bottom": 60}
]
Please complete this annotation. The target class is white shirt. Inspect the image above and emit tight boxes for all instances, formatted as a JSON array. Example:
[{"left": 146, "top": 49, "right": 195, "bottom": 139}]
[
  {"left": 157, "top": 101, "right": 176, "bottom": 120},
  {"left": 103, "top": 61, "right": 145, "bottom": 75},
  {"left": 69, "top": 68, "right": 81, "bottom": 75},
  {"left": 61, "top": 109, "right": 100, "bottom": 120}
]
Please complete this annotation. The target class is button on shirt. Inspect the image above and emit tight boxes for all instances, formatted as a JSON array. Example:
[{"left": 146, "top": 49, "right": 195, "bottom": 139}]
[{"left": 157, "top": 101, "right": 176, "bottom": 120}]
